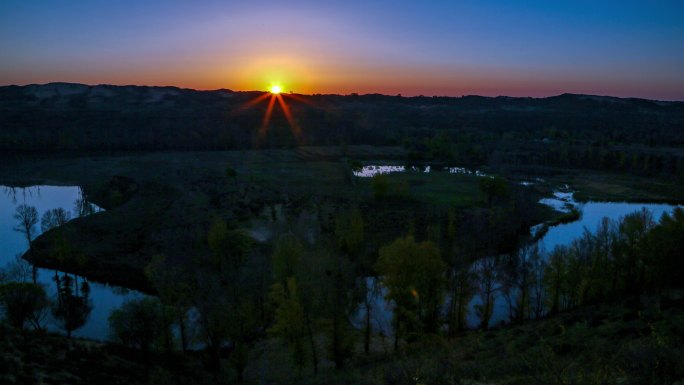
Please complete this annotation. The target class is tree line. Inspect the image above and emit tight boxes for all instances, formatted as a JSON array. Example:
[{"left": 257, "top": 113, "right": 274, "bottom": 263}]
[
  {"left": 3, "top": 84, "right": 684, "bottom": 179},
  {"left": 2, "top": 198, "right": 683, "bottom": 382}
]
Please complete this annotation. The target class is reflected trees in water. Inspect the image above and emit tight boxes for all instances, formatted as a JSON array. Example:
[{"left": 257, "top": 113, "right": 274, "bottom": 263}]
[{"left": 13, "top": 204, "right": 38, "bottom": 283}]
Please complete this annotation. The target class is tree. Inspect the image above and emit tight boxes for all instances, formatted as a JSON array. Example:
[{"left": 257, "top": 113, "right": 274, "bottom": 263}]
[
  {"left": 645, "top": 207, "right": 684, "bottom": 291},
  {"left": 545, "top": 246, "right": 569, "bottom": 315},
  {"left": 192, "top": 271, "right": 230, "bottom": 378},
  {"left": 109, "top": 297, "right": 163, "bottom": 350},
  {"left": 272, "top": 235, "right": 304, "bottom": 286},
  {"left": 269, "top": 277, "right": 308, "bottom": 376},
  {"left": 145, "top": 254, "right": 194, "bottom": 353},
  {"left": 207, "top": 219, "right": 253, "bottom": 273},
  {"left": 529, "top": 246, "right": 547, "bottom": 319},
  {"left": 13, "top": 204, "right": 38, "bottom": 283},
  {"left": 40, "top": 207, "right": 71, "bottom": 233},
  {"left": 447, "top": 263, "right": 475, "bottom": 335},
  {"left": 109, "top": 297, "right": 167, "bottom": 378},
  {"left": 280, "top": 237, "right": 322, "bottom": 375},
  {"left": 73, "top": 187, "right": 96, "bottom": 217},
  {"left": 376, "top": 236, "right": 446, "bottom": 349},
  {"left": 501, "top": 246, "right": 534, "bottom": 323},
  {"left": 335, "top": 207, "right": 365, "bottom": 256},
  {"left": 0, "top": 256, "right": 33, "bottom": 283},
  {"left": 358, "top": 277, "right": 381, "bottom": 353},
  {"left": 0, "top": 282, "right": 49, "bottom": 331},
  {"left": 479, "top": 176, "right": 508, "bottom": 204},
  {"left": 474, "top": 256, "right": 499, "bottom": 330},
  {"left": 615, "top": 208, "right": 655, "bottom": 295},
  {"left": 308, "top": 246, "right": 356, "bottom": 369},
  {"left": 52, "top": 274, "right": 92, "bottom": 338},
  {"left": 349, "top": 160, "right": 363, "bottom": 173}
]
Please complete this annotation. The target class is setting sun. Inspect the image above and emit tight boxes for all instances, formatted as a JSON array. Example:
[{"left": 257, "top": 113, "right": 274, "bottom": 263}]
[{"left": 270, "top": 85, "right": 282, "bottom": 94}]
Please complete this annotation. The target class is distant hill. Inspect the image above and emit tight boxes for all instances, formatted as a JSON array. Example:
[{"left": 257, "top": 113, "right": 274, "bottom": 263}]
[{"left": 1, "top": 83, "right": 683, "bottom": 175}]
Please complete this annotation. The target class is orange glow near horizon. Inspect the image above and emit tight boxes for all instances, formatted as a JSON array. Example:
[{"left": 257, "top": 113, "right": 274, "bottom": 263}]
[{"left": 2, "top": 4, "right": 683, "bottom": 101}]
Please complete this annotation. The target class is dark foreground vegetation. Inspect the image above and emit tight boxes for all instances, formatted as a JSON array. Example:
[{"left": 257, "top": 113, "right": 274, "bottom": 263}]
[
  {"left": 2, "top": 291, "right": 683, "bottom": 385},
  {"left": 2, "top": 170, "right": 683, "bottom": 383}
]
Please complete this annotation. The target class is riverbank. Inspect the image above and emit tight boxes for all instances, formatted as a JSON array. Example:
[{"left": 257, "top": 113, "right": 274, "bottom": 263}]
[{"left": 2, "top": 150, "right": 682, "bottom": 295}]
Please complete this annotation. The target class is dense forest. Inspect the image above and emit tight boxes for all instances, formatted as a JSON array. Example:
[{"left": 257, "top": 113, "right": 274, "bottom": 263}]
[
  {"left": 3, "top": 198, "right": 684, "bottom": 383},
  {"left": 2, "top": 83, "right": 684, "bottom": 178},
  {"left": 1, "top": 83, "right": 684, "bottom": 384}
]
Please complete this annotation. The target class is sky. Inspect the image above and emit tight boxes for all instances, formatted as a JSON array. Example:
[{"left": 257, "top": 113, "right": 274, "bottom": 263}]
[{"left": 1, "top": 0, "right": 683, "bottom": 100}]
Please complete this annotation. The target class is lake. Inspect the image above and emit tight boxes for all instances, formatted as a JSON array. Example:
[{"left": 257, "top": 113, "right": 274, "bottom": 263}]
[{"left": 0, "top": 185, "right": 143, "bottom": 340}]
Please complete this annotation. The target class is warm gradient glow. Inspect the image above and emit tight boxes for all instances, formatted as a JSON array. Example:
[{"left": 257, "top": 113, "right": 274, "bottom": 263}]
[
  {"left": 270, "top": 85, "right": 282, "bottom": 94},
  {"left": 1, "top": 0, "right": 683, "bottom": 99}
]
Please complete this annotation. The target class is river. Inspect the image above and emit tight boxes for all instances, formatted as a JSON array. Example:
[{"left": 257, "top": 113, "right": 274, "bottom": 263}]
[{"left": 0, "top": 185, "right": 143, "bottom": 340}]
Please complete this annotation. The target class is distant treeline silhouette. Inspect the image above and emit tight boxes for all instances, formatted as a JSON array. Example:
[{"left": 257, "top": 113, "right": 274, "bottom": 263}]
[{"left": 2, "top": 83, "right": 684, "bottom": 176}]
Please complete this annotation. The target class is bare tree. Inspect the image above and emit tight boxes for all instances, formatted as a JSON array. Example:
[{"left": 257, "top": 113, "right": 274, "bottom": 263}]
[
  {"left": 474, "top": 256, "right": 499, "bottom": 330},
  {"left": 447, "top": 263, "right": 475, "bottom": 336},
  {"left": 529, "top": 245, "right": 547, "bottom": 319},
  {"left": 360, "top": 277, "right": 381, "bottom": 353},
  {"left": 13, "top": 204, "right": 38, "bottom": 283},
  {"left": 40, "top": 207, "right": 71, "bottom": 233}
]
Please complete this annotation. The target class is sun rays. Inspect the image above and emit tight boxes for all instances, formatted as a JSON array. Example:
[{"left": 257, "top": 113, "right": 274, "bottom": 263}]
[{"left": 237, "top": 87, "right": 305, "bottom": 147}]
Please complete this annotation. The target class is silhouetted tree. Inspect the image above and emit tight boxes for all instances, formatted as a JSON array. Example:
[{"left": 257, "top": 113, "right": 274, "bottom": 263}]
[
  {"left": 479, "top": 176, "right": 508, "bottom": 204},
  {"left": 40, "top": 207, "right": 71, "bottom": 233},
  {"left": 145, "top": 254, "right": 194, "bottom": 353},
  {"left": 474, "top": 256, "right": 499, "bottom": 330},
  {"left": 73, "top": 187, "right": 96, "bottom": 217},
  {"left": 545, "top": 246, "right": 569, "bottom": 315},
  {"left": 269, "top": 277, "right": 308, "bottom": 376},
  {"left": 335, "top": 207, "right": 365, "bottom": 256},
  {"left": 376, "top": 236, "right": 446, "bottom": 349},
  {"left": 207, "top": 219, "right": 253, "bottom": 273},
  {"left": 0, "top": 282, "right": 49, "bottom": 331},
  {"left": 529, "top": 246, "right": 547, "bottom": 319},
  {"left": 52, "top": 274, "right": 92, "bottom": 338},
  {"left": 109, "top": 297, "right": 166, "bottom": 378},
  {"left": 13, "top": 204, "right": 38, "bottom": 283},
  {"left": 447, "top": 263, "right": 475, "bottom": 335}
]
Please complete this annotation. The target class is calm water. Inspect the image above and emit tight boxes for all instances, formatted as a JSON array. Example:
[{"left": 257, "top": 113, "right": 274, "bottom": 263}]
[
  {"left": 537, "top": 194, "right": 680, "bottom": 252},
  {"left": 353, "top": 164, "right": 488, "bottom": 177},
  {"left": 0, "top": 185, "right": 143, "bottom": 340},
  {"left": 359, "top": 191, "right": 682, "bottom": 332},
  {"left": 471, "top": 193, "right": 682, "bottom": 327}
]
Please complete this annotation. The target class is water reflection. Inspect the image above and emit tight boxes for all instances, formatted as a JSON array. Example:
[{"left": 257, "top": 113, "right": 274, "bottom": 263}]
[
  {"left": 0, "top": 185, "right": 143, "bottom": 340},
  {"left": 357, "top": 190, "right": 683, "bottom": 332},
  {"left": 353, "top": 164, "right": 489, "bottom": 178}
]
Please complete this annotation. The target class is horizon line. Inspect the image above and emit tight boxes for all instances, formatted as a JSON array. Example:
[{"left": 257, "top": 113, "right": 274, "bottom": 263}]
[{"left": 2, "top": 81, "right": 683, "bottom": 103}]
